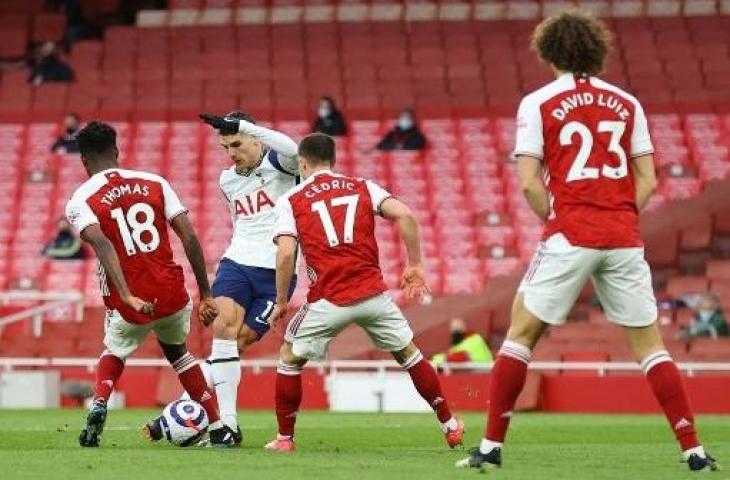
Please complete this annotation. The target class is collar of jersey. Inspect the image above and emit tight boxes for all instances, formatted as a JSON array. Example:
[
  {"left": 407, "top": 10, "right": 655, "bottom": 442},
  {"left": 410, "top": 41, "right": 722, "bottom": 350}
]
[
  {"left": 239, "top": 148, "right": 268, "bottom": 177},
  {"left": 310, "top": 169, "right": 333, "bottom": 178}
]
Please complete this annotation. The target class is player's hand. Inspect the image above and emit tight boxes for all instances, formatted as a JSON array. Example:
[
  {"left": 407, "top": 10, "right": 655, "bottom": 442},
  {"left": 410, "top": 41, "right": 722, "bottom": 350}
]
[
  {"left": 198, "top": 297, "right": 219, "bottom": 327},
  {"left": 268, "top": 299, "right": 288, "bottom": 330},
  {"left": 122, "top": 295, "right": 155, "bottom": 315},
  {"left": 199, "top": 114, "right": 239, "bottom": 135},
  {"left": 400, "top": 265, "right": 431, "bottom": 301}
]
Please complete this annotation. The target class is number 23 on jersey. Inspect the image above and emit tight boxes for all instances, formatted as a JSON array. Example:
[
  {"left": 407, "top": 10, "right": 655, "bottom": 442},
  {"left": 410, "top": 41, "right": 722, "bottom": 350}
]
[{"left": 561, "top": 120, "right": 628, "bottom": 182}]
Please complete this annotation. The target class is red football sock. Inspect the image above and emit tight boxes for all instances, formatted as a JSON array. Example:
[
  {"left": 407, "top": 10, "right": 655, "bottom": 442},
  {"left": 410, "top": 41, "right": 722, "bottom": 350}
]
[
  {"left": 404, "top": 352, "right": 453, "bottom": 423},
  {"left": 173, "top": 353, "right": 221, "bottom": 424},
  {"left": 642, "top": 351, "right": 700, "bottom": 451},
  {"left": 485, "top": 340, "right": 531, "bottom": 443},
  {"left": 276, "top": 364, "right": 303, "bottom": 438},
  {"left": 94, "top": 351, "right": 125, "bottom": 402}
]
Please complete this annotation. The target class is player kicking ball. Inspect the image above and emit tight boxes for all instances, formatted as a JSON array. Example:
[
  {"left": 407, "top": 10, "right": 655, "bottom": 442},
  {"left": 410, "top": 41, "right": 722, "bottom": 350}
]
[
  {"left": 457, "top": 11, "right": 717, "bottom": 472},
  {"left": 67, "top": 122, "right": 235, "bottom": 447},
  {"left": 263, "top": 133, "right": 464, "bottom": 453},
  {"left": 143, "top": 112, "right": 299, "bottom": 445}
]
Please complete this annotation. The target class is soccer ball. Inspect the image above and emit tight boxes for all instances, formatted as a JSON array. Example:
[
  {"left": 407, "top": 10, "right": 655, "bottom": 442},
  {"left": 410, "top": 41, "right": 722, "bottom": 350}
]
[{"left": 160, "top": 399, "right": 209, "bottom": 447}]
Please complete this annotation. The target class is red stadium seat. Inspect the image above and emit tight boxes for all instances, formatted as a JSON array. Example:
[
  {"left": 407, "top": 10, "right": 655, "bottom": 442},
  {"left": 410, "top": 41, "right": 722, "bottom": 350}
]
[
  {"left": 32, "top": 14, "right": 66, "bottom": 43},
  {"left": 666, "top": 276, "right": 710, "bottom": 298}
]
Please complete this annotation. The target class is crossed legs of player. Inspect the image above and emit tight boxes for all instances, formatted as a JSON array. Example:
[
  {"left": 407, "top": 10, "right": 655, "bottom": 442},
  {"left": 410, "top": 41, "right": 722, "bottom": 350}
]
[
  {"left": 264, "top": 294, "right": 464, "bottom": 453},
  {"left": 81, "top": 304, "right": 231, "bottom": 447},
  {"left": 457, "top": 235, "right": 716, "bottom": 471}
]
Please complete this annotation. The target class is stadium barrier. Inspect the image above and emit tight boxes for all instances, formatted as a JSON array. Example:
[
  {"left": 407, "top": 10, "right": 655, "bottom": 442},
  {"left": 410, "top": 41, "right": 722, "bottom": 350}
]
[
  {"left": 0, "top": 291, "right": 84, "bottom": 337},
  {"left": 1, "top": 359, "right": 729, "bottom": 413}
]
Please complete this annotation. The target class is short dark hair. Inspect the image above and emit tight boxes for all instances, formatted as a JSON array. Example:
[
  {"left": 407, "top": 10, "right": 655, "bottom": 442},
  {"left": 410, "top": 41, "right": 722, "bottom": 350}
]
[
  {"left": 76, "top": 121, "right": 117, "bottom": 157},
  {"left": 531, "top": 10, "right": 612, "bottom": 76},
  {"left": 225, "top": 110, "right": 256, "bottom": 125},
  {"left": 299, "top": 133, "right": 335, "bottom": 166}
]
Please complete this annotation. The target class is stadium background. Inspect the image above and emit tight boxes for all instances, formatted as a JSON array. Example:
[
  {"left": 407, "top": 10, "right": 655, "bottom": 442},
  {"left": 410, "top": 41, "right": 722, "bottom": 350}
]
[{"left": 0, "top": 0, "right": 729, "bottom": 414}]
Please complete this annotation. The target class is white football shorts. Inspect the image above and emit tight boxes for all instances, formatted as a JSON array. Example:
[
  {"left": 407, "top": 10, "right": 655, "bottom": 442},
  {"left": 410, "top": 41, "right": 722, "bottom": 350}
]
[
  {"left": 518, "top": 233, "right": 657, "bottom": 327},
  {"left": 285, "top": 293, "right": 414, "bottom": 361},
  {"left": 103, "top": 302, "right": 193, "bottom": 359}
]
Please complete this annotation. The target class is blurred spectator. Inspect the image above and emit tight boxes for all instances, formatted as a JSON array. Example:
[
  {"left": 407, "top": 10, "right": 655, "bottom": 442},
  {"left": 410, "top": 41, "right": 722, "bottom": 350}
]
[
  {"left": 431, "top": 318, "right": 492, "bottom": 367},
  {"left": 51, "top": 113, "right": 81, "bottom": 154},
  {"left": 312, "top": 96, "right": 347, "bottom": 137},
  {"left": 376, "top": 108, "right": 427, "bottom": 151},
  {"left": 43, "top": 218, "right": 85, "bottom": 260},
  {"left": 678, "top": 294, "right": 728, "bottom": 339},
  {"left": 29, "top": 42, "right": 75, "bottom": 85}
]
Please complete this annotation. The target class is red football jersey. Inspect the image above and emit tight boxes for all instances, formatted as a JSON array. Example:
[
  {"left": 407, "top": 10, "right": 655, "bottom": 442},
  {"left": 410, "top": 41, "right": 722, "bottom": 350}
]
[
  {"left": 514, "top": 74, "right": 654, "bottom": 248},
  {"left": 273, "top": 170, "right": 391, "bottom": 306},
  {"left": 66, "top": 168, "right": 189, "bottom": 324}
]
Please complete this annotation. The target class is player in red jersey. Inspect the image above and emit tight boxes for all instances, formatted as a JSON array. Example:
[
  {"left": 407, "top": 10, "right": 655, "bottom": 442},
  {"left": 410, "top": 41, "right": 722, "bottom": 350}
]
[
  {"left": 457, "top": 12, "right": 717, "bottom": 472},
  {"left": 66, "top": 122, "right": 235, "bottom": 447},
  {"left": 262, "top": 133, "right": 464, "bottom": 452}
]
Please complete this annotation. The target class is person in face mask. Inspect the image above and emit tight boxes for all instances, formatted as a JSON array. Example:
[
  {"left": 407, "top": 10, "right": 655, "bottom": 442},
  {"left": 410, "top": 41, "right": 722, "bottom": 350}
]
[
  {"left": 680, "top": 294, "right": 728, "bottom": 338},
  {"left": 51, "top": 113, "right": 82, "bottom": 154},
  {"left": 43, "top": 218, "right": 85, "bottom": 260},
  {"left": 312, "top": 96, "right": 347, "bottom": 137},
  {"left": 376, "top": 108, "right": 427, "bottom": 151},
  {"left": 431, "top": 317, "right": 493, "bottom": 367}
]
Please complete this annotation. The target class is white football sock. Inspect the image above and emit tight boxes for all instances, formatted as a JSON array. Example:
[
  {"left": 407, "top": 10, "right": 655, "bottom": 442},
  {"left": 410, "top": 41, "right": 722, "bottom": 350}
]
[
  {"left": 480, "top": 438, "right": 503, "bottom": 455},
  {"left": 683, "top": 445, "right": 706, "bottom": 460},
  {"left": 210, "top": 338, "right": 240, "bottom": 430},
  {"left": 440, "top": 417, "right": 458, "bottom": 434}
]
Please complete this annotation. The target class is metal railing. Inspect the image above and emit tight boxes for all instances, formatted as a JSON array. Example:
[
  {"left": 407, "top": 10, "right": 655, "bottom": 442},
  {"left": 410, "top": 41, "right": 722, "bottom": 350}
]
[
  {"left": 0, "top": 358, "right": 729, "bottom": 377},
  {"left": 0, "top": 291, "right": 85, "bottom": 337}
]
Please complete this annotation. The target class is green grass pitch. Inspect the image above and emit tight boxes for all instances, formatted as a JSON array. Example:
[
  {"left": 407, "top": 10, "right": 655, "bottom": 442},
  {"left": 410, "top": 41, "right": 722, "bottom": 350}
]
[{"left": 0, "top": 410, "right": 728, "bottom": 480}]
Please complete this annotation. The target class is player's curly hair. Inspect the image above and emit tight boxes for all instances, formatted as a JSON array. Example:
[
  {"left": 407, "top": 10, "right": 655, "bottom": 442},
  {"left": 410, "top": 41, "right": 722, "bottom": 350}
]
[
  {"left": 531, "top": 10, "right": 612, "bottom": 76},
  {"left": 76, "top": 121, "right": 117, "bottom": 156}
]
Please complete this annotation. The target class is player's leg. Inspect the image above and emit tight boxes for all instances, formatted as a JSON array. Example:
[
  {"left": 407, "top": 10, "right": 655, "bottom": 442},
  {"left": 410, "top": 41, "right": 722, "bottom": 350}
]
[
  {"left": 458, "top": 234, "right": 597, "bottom": 469},
  {"left": 152, "top": 302, "right": 235, "bottom": 447},
  {"left": 80, "top": 309, "right": 148, "bottom": 447},
  {"left": 265, "top": 341, "right": 308, "bottom": 452},
  {"left": 358, "top": 293, "right": 463, "bottom": 446},
  {"left": 595, "top": 248, "right": 717, "bottom": 471},
  {"left": 392, "top": 341, "right": 465, "bottom": 447},
  {"left": 208, "top": 259, "right": 255, "bottom": 432},
  {"left": 266, "top": 300, "right": 343, "bottom": 452},
  {"left": 209, "top": 297, "right": 245, "bottom": 430}
]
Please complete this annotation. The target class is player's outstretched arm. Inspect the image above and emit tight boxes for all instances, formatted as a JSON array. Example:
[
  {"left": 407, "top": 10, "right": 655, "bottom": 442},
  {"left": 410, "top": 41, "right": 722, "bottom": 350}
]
[
  {"left": 631, "top": 154, "right": 658, "bottom": 211},
  {"left": 380, "top": 198, "right": 430, "bottom": 300},
  {"left": 517, "top": 155, "right": 550, "bottom": 221},
  {"left": 170, "top": 213, "right": 218, "bottom": 326},
  {"left": 81, "top": 225, "right": 154, "bottom": 314},
  {"left": 270, "top": 235, "right": 298, "bottom": 328}
]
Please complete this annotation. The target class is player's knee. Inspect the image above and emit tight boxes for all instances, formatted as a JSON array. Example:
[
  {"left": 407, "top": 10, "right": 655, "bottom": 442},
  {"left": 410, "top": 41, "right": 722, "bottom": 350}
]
[
  {"left": 237, "top": 326, "right": 261, "bottom": 351},
  {"left": 280, "top": 343, "right": 306, "bottom": 367},
  {"left": 507, "top": 296, "right": 547, "bottom": 348},
  {"left": 212, "top": 308, "right": 242, "bottom": 340},
  {"left": 158, "top": 342, "right": 187, "bottom": 364},
  {"left": 392, "top": 342, "right": 419, "bottom": 365}
]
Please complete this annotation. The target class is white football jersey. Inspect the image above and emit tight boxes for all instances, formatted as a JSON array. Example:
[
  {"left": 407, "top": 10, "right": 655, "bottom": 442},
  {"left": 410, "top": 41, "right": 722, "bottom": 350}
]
[{"left": 220, "top": 149, "right": 298, "bottom": 269}]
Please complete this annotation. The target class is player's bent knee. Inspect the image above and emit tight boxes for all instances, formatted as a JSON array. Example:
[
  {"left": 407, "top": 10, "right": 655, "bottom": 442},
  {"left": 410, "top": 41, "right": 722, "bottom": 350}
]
[
  {"left": 211, "top": 298, "right": 245, "bottom": 341},
  {"left": 392, "top": 342, "right": 419, "bottom": 366},
  {"left": 280, "top": 343, "right": 307, "bottom": 367},
  {"left": 237, "top": 325, "right": 261, "bottom": 350},
  {"left": 158, "top": 342, "right": 187, "bottom": 364},
  {"left": 507, "top": 294, "right": 548, "bottom": 348}
]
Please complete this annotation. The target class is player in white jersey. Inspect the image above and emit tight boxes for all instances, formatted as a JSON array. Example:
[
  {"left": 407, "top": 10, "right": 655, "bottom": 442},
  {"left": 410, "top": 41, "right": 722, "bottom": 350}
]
[
  {"left": 202, "top": 112, "right": 299, "bottom": 439},
  {"left": 144, "top": 112, "right": 299, "bottom": 444}
]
